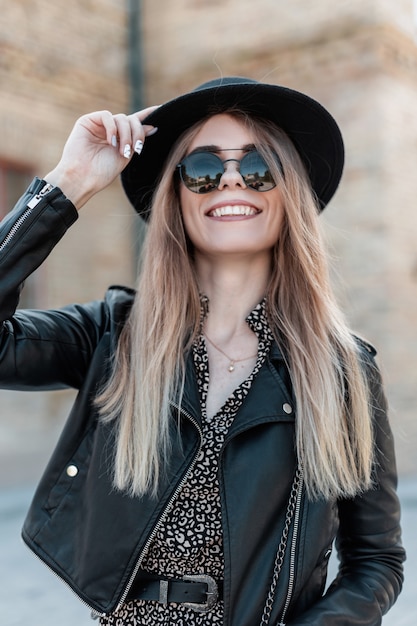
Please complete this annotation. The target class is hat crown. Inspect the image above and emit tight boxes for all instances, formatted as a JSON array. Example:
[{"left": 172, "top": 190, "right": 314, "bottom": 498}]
[{"left": 194, "top": 76, "right": 259, "bottom": 92}]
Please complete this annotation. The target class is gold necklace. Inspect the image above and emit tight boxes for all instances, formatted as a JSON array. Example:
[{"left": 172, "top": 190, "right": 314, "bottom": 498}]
[{"left": 203, "top": 332, "right": 258, "bottom": 373}]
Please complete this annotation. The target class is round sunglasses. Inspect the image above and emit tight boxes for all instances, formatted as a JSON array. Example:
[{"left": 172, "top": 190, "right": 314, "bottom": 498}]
[{"left": 176, "top": 149, "right": 279, "bottom": 194}]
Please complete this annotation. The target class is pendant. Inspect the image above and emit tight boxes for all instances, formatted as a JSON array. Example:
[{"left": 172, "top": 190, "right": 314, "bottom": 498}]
[{"left": 228, "top": 361, "right": 235, "bottom": 372}]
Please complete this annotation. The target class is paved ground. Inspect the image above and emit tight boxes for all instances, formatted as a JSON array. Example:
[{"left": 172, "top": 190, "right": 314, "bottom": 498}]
[{"left": 1, "top": 476, "right": 416, "bottom": 626}]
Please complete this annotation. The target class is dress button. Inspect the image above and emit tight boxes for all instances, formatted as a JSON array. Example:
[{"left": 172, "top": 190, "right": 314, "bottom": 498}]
[
  {"left": 283, "top": 403, "right": 293, "bottom": 414},
  {"left": 66, "top": 464, "right": 79, "bottom": 477}
]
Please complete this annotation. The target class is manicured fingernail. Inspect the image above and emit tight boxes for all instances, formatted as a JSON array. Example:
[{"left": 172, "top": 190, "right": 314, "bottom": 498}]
[
  {"left": 111, "top": 135, "right": 117, "bottom": 147},
  {"left": 123, "top": 144, "right": 131, "bottom": 159},
  {"left": 146, "top": 126, "right": 158, "bottom": 137},
  {"left": 134, "top": 140, "right": 143, "bottom": 155}
]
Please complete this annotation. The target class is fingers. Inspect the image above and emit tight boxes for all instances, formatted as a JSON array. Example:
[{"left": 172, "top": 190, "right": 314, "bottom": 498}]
[
  {"left": 52, "top": 106, "right": 160, "bottom": 209},
  {"left": 77, "top": 107, "right": 159, "bottom": 161},
  {"left": 137, "top": 104, "right": 160, "bottom": 121},
  {"left": 109, "top": 105, "right": 159, "bottom": 159},
  {"left": 112, "top": 114, "right": 134, "bottom": 159}
]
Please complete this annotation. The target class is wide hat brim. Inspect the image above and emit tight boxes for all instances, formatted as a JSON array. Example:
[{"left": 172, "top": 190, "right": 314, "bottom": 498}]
[{"left": 121, "top": 77, "right": 344, "bottom": 218}]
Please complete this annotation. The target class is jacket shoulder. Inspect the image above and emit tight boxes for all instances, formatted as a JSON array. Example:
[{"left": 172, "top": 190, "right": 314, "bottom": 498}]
[
  {"left": 353, "top": 334, "right": 377, "bottom": 358},
  {"left": 103, "top": 284, "right": 136, "bottom": 322}
]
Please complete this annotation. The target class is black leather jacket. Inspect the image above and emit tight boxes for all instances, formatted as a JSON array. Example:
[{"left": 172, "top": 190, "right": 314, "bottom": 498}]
[{"left": 0, "top": 179, "right": 405, "bottom": 625}]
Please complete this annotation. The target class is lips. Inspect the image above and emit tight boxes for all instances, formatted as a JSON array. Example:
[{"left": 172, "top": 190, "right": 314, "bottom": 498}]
[{"left": 207, "top": 204, "right": 260, "bottom": 217}]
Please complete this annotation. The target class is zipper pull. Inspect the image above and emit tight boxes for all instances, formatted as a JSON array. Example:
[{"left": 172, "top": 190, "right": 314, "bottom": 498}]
[{"left": 27, "top": 182, "right": 56, "bottom": 209}]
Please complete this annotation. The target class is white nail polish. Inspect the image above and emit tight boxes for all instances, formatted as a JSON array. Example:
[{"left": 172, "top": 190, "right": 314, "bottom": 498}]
[
  {"left": 134, "top": 140, "right": 143, "bottom": 155},
  {"left": 123, "top": 144, "right": 131, "bottom": 159},
  {"left": 111, "top": 135, "right": 117, "bottom": 147}
]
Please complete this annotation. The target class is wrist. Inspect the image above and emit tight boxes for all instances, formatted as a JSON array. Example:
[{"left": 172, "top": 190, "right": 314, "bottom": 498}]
[{"left": 44, "top": 165, "right": 95, "bottom": 210}]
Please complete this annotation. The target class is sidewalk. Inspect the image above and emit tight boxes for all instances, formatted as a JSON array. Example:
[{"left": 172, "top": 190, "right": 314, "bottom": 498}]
[{"left": 0, "top": 476, "right": 416, "bottom": 625}]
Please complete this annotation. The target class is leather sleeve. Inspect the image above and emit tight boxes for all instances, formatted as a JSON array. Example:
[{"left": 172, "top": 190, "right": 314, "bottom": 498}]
[
  {"left": 287, "top": 351, "right": 405, "bottom": 625},
  {"left": 0, "top": 178, "right": 78, "bottom": 320},
  {"left": 0, "top": 178, "right": 109, "bottom": 390}
]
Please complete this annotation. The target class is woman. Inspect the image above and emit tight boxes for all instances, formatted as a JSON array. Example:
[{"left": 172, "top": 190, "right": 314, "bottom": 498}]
[{"left": 0, "top": 77, "right": 405, "bottom": 625}]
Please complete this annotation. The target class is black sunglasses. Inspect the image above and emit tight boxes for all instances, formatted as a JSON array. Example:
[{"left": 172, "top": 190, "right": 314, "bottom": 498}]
[{"left": 176, "top": 149, "right": 280, "bottom": 194}]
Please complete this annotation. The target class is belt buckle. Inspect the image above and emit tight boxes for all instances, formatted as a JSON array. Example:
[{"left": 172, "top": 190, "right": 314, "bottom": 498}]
[{"left": 182, "top": 573, "right": 218, "bottom": 613}]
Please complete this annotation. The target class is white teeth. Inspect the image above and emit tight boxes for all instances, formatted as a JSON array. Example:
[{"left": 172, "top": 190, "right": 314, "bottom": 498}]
[{"left": 210, "top": 205, "right": 257, "bottom": 217}]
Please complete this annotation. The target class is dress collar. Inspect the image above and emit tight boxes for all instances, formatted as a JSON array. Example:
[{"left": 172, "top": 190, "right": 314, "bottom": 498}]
[{"left": 198, "top": 294, "right": 271, "bottom": 341}]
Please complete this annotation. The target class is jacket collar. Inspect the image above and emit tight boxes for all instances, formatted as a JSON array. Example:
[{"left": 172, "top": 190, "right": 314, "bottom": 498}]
[{"left": 180, "top": 340, "right": 295, "bottom": 430}]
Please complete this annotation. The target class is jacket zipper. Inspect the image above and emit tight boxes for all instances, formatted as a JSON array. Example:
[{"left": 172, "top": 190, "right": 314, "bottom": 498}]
[
  {"left": 277, "top": 472, "right": 304, "bottom": 626},
  {"left": 25, "top": 404, "right": 202, "bottom": 620},
  {"left": 112, "top": 405, "right": 203, "bottom": 615},
  {"left": 0, "top": 183, "right": 55, "bottom": 252}
]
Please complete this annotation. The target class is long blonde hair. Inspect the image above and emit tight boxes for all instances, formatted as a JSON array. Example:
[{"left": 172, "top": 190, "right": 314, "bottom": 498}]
[{"left": 97, "top": 110, "right": 374, "bottom": 500}]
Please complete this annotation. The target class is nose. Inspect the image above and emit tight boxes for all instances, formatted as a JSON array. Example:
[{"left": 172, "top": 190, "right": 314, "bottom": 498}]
[{"left": 217, "top": 158, "right": 247, "bottom": 190}]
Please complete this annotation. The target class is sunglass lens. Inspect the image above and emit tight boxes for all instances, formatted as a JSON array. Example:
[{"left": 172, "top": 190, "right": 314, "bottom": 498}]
[
  {"left": 180, "top": 153, "right": 223, "bottom": 194},
  {"left": 240, "top": 152, "right": 276, "bottom": 191}
]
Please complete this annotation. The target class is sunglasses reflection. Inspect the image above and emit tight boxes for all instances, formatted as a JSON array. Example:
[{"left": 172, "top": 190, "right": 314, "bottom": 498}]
[{"left": 177, "top": 150, "right": 276, "bottom": 194}]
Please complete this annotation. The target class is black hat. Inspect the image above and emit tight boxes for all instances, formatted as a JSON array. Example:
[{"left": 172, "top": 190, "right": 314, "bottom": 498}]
[{"left": 121, "top": 76, "right": 344, "bottom": 218}]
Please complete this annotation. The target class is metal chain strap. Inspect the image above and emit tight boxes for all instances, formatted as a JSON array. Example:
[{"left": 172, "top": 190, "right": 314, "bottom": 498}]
[{"left": 259, "top": 465, "right": 303, "bottom": 626}]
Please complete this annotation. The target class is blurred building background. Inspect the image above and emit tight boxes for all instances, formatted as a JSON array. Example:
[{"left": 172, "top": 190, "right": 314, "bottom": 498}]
[
  {"left": 1, "top": 2, "right": 417, "bottom": 625},
  {"left": 1, "top": 0, "right": 417, "bottom": 487}
]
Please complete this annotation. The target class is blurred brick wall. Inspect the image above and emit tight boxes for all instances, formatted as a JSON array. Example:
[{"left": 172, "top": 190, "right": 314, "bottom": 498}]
[
  {"left": 0, "top": 0, "right": 135, "bottom": 306},
  {"left": 0, "top": 0, "right": 136, "bottom": 485},
  {"left": 1, "top": 0, "right": 416, "bottom": 484}
]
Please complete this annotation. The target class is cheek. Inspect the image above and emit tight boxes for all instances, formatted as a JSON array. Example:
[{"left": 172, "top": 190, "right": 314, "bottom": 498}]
[
  {"left": 274, "top": 209, "right": 285, "bottom": 234},
  {"left": 179, "top": 189, "right": 190, "bottom": 228},
  {"left": 270, "top": 194, "right": 285, "bottom": 234},
  {"left": 180, "top": 195, "right": 201, "bottom": 244},
  {"left": 179, "top": 186, "right": 195, "bottom": 220}
]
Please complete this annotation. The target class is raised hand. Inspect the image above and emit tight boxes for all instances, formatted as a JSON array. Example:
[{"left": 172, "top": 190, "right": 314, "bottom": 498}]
[{"left": 44, "top": 106, "right": 158, "bottom": 210}]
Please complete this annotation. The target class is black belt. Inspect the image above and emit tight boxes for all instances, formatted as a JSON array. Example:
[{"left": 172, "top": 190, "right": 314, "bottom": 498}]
[{"left": 127, "top": 573, "right": 222, "bottom": 613}]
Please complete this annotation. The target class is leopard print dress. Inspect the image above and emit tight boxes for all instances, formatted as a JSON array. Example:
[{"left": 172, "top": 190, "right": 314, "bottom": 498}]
[{"left": 100, "top": 299, "right": 272, "bottom": 625}]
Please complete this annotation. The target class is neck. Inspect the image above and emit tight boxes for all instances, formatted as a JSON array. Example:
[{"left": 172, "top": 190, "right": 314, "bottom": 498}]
[{"left": 195, "top": 251, "right": 271, "bottom": 339}]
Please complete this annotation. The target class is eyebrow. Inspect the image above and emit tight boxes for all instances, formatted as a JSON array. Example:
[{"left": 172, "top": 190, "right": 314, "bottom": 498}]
[{"left": 188, "top": 143, "right": 256, "bottom": 155}]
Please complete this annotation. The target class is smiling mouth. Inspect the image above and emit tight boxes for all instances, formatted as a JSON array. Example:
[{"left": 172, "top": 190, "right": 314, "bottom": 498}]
[{"left": 207, "top": 205, "right": 260, "bottom": 217}]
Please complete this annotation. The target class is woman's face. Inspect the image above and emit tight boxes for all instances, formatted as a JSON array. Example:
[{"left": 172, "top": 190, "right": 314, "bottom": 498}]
[{"left": 179, "top": 113, "right": 285, "bottom": 260}]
